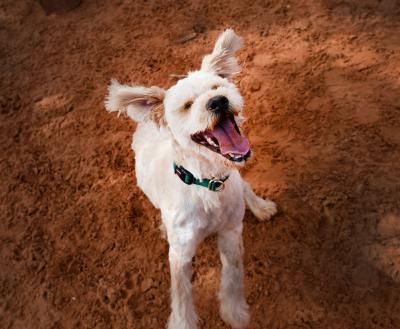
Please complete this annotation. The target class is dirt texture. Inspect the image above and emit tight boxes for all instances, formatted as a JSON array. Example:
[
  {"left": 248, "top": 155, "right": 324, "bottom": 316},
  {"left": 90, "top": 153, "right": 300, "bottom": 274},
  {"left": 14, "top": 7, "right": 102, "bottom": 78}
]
[{"left": 1, "top": 1, "right": 400, "bottom": 328}]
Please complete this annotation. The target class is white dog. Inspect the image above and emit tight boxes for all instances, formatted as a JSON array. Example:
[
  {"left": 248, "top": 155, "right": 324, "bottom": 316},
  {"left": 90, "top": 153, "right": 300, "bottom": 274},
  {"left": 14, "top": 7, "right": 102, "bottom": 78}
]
[{"left": 105, "top": 29, "right": 277, "bottom": 329}]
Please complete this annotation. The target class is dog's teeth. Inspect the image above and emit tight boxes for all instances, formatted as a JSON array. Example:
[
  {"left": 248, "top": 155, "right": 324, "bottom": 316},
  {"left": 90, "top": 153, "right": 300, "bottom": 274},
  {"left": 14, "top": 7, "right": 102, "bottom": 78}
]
[
  {"left": 205, "top": 136, "right": 218, "bottom": 147},
  {"left": 228, "top": 153, "right": 243, "bottom": 161}
]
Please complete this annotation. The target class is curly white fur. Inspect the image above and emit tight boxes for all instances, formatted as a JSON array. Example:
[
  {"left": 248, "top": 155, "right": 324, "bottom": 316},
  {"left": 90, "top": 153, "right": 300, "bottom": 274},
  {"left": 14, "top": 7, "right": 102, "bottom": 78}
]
[{"left": 105, "top": 29, "right": 277, "bottom": 329}]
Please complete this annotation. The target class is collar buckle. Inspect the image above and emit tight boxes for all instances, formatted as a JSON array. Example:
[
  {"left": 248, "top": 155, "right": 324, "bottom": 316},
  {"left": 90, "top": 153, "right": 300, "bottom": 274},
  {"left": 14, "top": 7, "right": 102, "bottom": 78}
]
[{"left": 208, "top": 179, "right": 225, "bottom": 192}]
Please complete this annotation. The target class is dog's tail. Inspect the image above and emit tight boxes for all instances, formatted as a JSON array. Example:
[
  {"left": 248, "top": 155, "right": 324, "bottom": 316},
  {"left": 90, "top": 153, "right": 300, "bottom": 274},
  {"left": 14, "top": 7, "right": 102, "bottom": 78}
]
[{"left": 242, "top": 181, "right": 277, "bottom": 221}]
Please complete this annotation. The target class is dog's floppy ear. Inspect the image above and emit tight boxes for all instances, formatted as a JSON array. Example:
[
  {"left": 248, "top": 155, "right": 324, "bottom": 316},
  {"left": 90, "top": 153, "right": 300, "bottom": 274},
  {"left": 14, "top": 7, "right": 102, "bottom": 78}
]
[
  {"left": 105, "top": 79, "right": 166, "bottom": 125},
  {"left": 200, "top": 28, "right": 243, "bottom": 79}
]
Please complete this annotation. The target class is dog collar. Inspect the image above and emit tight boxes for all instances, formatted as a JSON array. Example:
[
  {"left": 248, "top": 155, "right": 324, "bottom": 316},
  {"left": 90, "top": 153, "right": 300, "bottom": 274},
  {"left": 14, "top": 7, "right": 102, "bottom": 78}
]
[{"left": 173, "top": 163, "right": 229, "bottom": 192}]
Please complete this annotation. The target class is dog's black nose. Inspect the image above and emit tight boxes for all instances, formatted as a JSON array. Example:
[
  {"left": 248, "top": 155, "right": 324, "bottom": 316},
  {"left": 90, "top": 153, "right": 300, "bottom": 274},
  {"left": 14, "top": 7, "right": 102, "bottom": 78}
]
[{"left": 206, "top": 95, "right": 229, "bottom": 113}]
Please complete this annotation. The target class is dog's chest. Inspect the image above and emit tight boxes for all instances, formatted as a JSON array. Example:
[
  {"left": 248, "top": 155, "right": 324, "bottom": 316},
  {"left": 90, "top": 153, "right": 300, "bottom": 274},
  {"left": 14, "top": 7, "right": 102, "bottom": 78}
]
[
  {"left": 165, "top": 181, "right": 246, "bottom": 236},
  {"left": 202, "top": 197, "right": 245, "bottom": 233}
]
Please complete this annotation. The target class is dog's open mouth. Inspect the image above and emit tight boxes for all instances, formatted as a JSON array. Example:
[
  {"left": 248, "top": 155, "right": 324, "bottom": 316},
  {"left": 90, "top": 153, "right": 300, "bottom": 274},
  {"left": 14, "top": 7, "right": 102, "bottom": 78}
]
[{"left": 191, "top": 115, "right": 251, "bottom": 162}]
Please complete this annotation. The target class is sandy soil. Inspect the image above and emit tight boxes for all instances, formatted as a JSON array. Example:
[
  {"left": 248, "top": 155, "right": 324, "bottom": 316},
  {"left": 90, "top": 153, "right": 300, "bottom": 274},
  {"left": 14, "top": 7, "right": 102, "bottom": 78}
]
[{"left": 1, "top": 0, "right": 400, "bottom": 328}]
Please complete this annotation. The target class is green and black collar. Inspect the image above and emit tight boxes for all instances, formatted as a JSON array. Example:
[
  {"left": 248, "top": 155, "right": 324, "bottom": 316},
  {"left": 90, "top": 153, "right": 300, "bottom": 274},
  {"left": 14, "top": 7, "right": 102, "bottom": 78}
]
[{"left": 173, "top": 163, "right": 229, "bottom": 192}]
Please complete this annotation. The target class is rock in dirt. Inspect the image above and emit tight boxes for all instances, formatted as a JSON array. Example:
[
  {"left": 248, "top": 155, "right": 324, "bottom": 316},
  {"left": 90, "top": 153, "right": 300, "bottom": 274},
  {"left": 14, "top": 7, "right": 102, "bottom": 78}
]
[
  {"left": 38, "top": 0, "right": 81, "bottom": 14},
  {"left": 178, "top": 32, "right": 197, "bottom": 44}
]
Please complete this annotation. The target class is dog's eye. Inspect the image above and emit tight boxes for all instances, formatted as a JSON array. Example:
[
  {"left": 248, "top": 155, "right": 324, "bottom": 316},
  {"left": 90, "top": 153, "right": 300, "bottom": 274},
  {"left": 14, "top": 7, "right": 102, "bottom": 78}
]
[
  {"left": 183, "top": 101, "right": 193, "bottom": 110},
  {"left": 211, "top": 85, "right": 219, "bottom": 90}
]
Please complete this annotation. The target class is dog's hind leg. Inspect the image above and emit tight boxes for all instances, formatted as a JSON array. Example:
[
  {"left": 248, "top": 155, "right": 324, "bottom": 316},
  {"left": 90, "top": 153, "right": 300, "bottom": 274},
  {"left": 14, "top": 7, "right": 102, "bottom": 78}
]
[
  {"left": 242, "top": 180, "right": 277, "bottom": 221},
  {"left": 218, "top": 226, "right": 249, "bottom": 328}
]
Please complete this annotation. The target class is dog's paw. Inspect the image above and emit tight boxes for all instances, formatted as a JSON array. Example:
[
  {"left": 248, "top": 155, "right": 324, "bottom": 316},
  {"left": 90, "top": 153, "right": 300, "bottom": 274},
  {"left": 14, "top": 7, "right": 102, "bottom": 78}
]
[
  {"left": 252, "top": 198, "right": 277, "bottom": 221},
  {"left": 220, "top": 297, "right": 250, "bottom": 329},
  {"left": 168, "top": 314, "right": 197, "bottom": 329}
]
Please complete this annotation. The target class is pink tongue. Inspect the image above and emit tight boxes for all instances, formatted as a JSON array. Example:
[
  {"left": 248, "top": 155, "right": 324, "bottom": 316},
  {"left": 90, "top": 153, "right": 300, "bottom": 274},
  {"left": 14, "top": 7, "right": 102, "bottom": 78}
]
[{"left": 210, "top": 118, "right": 250, "bottom": 156}]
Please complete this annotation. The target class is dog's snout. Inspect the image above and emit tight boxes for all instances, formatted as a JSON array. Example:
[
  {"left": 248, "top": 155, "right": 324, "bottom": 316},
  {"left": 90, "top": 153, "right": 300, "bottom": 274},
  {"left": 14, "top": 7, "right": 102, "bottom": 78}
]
[{"left": 206, "top": 95, "right": 229, "bottom": 113}]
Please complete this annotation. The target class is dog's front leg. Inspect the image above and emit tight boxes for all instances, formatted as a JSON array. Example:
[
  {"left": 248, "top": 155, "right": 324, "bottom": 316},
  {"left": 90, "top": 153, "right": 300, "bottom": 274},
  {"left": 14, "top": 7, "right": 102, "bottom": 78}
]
[
  {"left": 167, "top": 232, "right": 199, "bottom": 329},
  {"left": 218, "top": 226, "right": 250, "bottom": 329}
]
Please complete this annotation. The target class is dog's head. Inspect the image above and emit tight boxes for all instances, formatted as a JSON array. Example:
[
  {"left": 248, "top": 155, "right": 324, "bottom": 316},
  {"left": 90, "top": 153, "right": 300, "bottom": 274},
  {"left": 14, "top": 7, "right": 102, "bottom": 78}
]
[{"left": 106, "top": 29, "right": 250, "bottom": 168}]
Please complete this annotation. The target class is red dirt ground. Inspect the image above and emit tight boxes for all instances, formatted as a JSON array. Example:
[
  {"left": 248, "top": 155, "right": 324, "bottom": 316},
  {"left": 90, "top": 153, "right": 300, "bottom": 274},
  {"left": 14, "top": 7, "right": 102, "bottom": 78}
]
[{"left": 1, "top": 1, "right": 400, "bottom": 328}]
